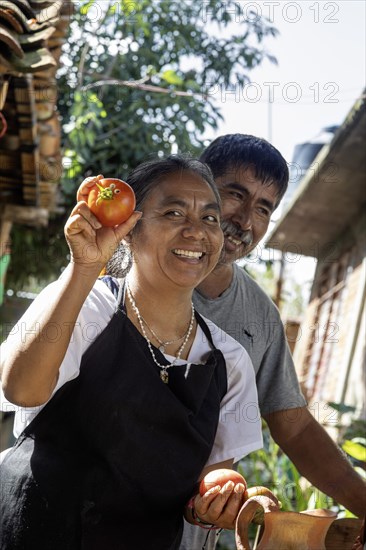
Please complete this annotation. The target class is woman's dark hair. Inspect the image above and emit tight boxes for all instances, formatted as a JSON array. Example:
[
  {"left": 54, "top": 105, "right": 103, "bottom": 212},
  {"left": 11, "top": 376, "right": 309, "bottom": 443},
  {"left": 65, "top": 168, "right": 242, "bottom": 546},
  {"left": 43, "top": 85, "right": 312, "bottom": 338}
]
[
  {"left": 125, "top": 154, "right": 220, "bottom": 209},
  {"left": 200, "top": 134, "right": 289, "bottom": 204},
  {"left": 106, "top": 154, "right": 220, "bottom": 277}
]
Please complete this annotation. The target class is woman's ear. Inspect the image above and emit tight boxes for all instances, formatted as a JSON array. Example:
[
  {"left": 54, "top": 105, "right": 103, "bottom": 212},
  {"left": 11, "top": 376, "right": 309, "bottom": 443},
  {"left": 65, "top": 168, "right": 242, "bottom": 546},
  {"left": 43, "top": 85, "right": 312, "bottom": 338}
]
[
  {"left": 123, "top": 234, "right": 132, "bottom": 245},
  {"left": 124, "top": 217, "right": 140, "bottom": 246}
]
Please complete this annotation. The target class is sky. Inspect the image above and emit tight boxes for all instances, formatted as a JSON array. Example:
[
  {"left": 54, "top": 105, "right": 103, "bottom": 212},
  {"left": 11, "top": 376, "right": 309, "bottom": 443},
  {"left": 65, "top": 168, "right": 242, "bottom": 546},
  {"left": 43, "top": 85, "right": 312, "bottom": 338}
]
[
  {"left": 206, "top": 0, "right": 366, "bottom": 164},
  {"left": 202, "top": 0, "right": 365, "bottom": 302}
]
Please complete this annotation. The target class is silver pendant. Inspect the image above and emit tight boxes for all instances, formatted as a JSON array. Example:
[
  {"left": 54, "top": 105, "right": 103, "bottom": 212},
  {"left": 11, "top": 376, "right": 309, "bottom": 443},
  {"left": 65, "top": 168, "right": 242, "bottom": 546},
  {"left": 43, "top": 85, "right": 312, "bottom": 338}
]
[
  {"left": 160, "top": 370, "right": 169, "bottom": 383},
  {"left": 159, "top": 344, "right": 165, "bottom": 353}
]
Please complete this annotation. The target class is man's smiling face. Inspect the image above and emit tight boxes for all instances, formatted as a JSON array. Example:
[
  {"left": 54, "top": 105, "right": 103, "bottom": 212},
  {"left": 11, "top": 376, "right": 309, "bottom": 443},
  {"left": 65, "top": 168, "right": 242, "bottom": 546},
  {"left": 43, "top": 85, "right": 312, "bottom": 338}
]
[{"left": 215, "top": 165, "right": 280, "bottom": 264}]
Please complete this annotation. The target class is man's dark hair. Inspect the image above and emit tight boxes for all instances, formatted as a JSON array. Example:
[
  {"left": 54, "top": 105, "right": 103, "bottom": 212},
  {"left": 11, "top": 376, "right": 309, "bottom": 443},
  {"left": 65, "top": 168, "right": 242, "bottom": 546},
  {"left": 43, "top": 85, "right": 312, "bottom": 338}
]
[{"left": 200, "top": 134, "right": 289, "bottom": 204}]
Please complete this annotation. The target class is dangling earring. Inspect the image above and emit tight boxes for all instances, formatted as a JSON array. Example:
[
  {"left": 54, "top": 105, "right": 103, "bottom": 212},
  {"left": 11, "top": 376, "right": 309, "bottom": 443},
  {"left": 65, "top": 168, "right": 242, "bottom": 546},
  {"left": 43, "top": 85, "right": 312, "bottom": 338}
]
[
  {"left": 120, "top": 244, "right": 132, "bottom": 273},
  {"left": 105, "top": 242, "right": 132, "bottom": 277}
]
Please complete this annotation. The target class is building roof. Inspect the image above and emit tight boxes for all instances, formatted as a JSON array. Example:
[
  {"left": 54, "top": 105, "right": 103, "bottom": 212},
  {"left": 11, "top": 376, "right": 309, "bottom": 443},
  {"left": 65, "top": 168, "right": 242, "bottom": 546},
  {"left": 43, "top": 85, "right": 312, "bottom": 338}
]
[
  {"left": 266, "top": 93, "right": 366, "bottom": 258},
  {"left": 0, "top": 0, "right": 72, "bottom": 226}
]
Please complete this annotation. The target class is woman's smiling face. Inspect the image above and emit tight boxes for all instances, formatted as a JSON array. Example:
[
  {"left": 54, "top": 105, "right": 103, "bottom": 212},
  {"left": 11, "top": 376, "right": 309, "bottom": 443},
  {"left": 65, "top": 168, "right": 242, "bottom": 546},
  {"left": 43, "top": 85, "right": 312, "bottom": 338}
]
[{"left": 129, "top": 170, "right": 224, "bottom": 290}]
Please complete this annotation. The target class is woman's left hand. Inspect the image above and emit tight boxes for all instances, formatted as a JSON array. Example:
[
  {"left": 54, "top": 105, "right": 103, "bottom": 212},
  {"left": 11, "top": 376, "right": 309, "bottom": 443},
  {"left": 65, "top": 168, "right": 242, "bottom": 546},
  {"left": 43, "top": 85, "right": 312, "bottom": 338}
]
[{"left": 193, "top": 481, "right": 246, "bottom": 530}]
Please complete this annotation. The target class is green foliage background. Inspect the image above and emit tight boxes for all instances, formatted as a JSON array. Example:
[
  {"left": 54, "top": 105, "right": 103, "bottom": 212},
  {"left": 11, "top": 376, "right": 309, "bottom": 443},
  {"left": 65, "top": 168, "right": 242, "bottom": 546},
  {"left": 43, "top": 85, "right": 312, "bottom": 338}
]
[
  {"left": 59, "top": 0, "right": 278, "bottom": 200},
  {"left": 6, "top": 0, "right": 278, "bottom": 289}
]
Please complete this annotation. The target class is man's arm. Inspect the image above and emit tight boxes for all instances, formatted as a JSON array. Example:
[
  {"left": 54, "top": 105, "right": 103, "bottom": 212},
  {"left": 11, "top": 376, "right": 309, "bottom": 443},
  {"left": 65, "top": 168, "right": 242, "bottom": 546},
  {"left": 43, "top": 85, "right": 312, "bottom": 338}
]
[{"left": 264, "top": 406, "right": 366, "bottom": 518}]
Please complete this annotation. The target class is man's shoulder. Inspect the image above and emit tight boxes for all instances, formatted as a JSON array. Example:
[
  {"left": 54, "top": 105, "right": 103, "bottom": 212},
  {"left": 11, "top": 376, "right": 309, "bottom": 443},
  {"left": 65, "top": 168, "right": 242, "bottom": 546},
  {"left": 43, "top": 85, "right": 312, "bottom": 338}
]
[
  {"left": 198, "top": 313, "right": 251, "bottom": 368},
  {"left": 234, "top": 263, "right": 278, "bottom": 312}
]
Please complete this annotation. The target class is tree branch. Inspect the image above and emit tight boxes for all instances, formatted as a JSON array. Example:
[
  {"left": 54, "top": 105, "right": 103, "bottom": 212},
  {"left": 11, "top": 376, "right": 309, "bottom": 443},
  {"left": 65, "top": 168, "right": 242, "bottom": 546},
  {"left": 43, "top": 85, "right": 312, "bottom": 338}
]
[{"left": 81, "top": 78, "right": 206, "bottom": 100}]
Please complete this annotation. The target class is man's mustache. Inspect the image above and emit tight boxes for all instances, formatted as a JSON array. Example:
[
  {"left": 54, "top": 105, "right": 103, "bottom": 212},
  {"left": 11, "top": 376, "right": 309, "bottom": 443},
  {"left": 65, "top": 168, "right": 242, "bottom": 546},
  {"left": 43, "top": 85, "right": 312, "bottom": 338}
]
[{"left": 220, "top": 219, "right": 253, "bottom": 247}]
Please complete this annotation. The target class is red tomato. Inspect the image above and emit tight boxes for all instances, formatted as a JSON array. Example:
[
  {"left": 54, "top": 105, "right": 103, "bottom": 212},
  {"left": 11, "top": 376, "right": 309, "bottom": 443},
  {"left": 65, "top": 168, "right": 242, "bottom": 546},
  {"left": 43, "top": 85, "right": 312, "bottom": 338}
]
[
  {"left": 199, "top": 468, "right": 247, "bottom": 496},
  {"left": 87, "top": 178, "right": 136, "bottom": 227}
]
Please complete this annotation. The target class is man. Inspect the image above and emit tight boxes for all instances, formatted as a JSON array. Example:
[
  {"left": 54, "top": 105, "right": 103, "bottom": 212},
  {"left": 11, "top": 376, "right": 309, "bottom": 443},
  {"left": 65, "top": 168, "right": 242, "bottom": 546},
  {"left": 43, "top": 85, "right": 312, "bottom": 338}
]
[{"left": 180, "top": 134, "right": 366, "bottom": 549}]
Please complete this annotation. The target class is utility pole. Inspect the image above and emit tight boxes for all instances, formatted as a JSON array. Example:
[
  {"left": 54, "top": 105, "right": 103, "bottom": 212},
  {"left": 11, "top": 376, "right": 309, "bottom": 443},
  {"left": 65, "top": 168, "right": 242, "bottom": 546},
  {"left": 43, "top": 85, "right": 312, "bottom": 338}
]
[
  {"left": 274, "top": 254, "right": 285, "bottom": 310},
  {"left": 267, "top": 86, "right": 285, "bottom": 309},
  {"left": 268, "top": 86, "right": 273, "bottom": 143}
]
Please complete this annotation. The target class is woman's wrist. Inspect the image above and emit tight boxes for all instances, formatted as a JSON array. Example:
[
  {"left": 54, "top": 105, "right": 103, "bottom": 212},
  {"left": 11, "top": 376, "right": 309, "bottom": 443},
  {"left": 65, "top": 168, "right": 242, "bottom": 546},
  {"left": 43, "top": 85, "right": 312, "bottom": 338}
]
[
  {"left": 67, "top": 260, "right": 103, "bottom": 282},
  {"left": 185, "top": 495, "right": 220, "bottom": 531}
]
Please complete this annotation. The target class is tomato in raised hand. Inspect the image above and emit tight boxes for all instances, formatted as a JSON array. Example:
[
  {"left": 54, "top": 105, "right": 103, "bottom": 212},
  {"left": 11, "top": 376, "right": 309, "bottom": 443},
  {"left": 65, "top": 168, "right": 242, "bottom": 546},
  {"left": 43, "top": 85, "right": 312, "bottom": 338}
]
[
  {"left": 87, "top": 178, "right": 136, "bottom": 227},
  {"left": 199, "top": 468, "right": 247, "bottom": 496}
]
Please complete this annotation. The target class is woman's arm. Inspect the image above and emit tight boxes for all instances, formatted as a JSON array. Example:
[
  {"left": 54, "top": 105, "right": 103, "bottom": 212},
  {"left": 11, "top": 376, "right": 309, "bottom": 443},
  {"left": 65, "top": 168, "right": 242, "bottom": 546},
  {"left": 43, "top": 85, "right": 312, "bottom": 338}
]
[
  {"left": 184, "top": 459, "right": 246, "bottom": 530},
  {"left": 1, "top": 263, "right": 100, "bottom": 407},
  {"left": 1, "top": 192, "right": 141, "bottom": 407}
]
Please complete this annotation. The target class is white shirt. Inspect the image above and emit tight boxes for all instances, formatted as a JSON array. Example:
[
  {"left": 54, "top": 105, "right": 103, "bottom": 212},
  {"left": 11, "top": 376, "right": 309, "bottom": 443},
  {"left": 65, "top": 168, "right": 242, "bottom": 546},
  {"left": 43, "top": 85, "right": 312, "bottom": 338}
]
[{"left": 1, "top": 278, "right": 263, "bottom": 465}]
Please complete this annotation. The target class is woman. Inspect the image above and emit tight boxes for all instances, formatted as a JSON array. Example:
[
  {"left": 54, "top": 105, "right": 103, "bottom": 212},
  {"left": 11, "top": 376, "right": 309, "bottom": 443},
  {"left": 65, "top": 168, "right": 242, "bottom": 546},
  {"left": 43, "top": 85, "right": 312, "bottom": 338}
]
[{"left": 0, "top": 156, "right": 262, "bottom": 549}]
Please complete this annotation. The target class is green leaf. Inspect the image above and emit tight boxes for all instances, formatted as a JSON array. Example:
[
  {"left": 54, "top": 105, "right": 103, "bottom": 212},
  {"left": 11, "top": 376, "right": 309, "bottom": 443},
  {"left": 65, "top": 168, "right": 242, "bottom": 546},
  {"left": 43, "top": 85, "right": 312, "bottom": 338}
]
[
  {"left": 161, "top": 70, "right": 184, "bottom": 86},
  {"left": 85, "top": 129, "right": 96, "bottom": 147},
  {"left": 121, "top": 0, "right": 139, "bottom": 16},
  {"left": 328, "top": 402, "right": 356, "bottom": 415},
  {"left": 343, "top": 509, "right": 358, "bottom": 518},
  {"left": 80, "top": 1, "right": 96, "bottom": 17},
  {"left": 354, "top": 466, "right": 366, "bottom": 479},
  {"left": 342, "top": 440, "right": 366, "bottom": 461}
]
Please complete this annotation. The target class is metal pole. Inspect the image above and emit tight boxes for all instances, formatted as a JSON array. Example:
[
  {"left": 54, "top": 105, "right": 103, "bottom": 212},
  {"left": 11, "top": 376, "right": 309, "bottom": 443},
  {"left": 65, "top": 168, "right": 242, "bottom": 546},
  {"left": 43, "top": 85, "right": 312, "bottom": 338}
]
[{"left": 268, "top": 86, "right": 273, "bottom": 143}]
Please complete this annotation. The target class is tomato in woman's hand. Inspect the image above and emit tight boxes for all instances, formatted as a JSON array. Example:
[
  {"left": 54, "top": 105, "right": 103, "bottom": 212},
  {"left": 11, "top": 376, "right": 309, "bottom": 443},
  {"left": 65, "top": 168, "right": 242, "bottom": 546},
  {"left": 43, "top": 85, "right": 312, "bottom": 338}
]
[
  {"left": 199, "top": 468, "right": 247, "bottom": 496},
  {"left": 87, "top": 178, "right": 136, "bottom": 227}
]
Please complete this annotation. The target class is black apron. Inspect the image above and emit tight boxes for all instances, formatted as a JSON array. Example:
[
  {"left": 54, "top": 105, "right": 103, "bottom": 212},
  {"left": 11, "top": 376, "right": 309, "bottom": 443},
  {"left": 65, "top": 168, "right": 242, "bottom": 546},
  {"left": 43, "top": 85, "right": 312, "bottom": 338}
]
[{"left": 0, "top": 286, "right": 227, "bottom": 550}]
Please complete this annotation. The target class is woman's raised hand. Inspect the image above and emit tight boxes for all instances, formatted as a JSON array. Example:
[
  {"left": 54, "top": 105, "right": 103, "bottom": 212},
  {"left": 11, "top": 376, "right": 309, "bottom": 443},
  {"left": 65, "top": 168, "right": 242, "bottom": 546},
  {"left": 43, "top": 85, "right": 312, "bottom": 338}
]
[{"left": 65, "top": 175, "right": 141, "bottom": 274}]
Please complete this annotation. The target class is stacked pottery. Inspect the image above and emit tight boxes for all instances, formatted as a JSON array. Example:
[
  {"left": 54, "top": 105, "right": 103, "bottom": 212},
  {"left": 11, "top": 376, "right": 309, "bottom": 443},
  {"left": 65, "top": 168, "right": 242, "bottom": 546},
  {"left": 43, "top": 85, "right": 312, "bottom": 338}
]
[{"left": 0, "top": 1, "right": 72, "bottom": 210}]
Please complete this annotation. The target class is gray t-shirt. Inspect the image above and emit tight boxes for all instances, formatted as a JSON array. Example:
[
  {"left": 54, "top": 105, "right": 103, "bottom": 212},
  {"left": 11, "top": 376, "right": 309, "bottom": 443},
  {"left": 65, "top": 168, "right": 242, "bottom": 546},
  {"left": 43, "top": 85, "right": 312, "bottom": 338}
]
[{"left": 193, "top": 263, "right": 306, "bottom": 415}]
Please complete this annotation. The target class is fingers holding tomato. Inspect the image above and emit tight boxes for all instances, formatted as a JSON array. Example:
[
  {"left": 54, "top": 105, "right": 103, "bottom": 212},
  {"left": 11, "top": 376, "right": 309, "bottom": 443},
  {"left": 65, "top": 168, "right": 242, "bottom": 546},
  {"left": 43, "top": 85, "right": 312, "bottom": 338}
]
[
  {"left": 194, "top": 481, "right": 246, "bottom": 530},
  {"left": 70, "top": 200, "right": 103, "bottom": 232},
  {"left": 65, "top": 202, "right": 141, "bottom": 274},
  {"left": 193, "top": 468, "right": 247, "bottom": 529},
  {"left": 192, "top": 469, "right": 278, "bottom": 531},
  {"left": 199, "top": 469, "right": 247, "bottom": 496},
  {"left": 66, "top": 202, "right": 99, "bottom": 239},
  {"left": 76, "top": 174, "right": 104, "bottom": 203},
  {"left": 65, "top": 202, "right": 105, "bottom": 267}
]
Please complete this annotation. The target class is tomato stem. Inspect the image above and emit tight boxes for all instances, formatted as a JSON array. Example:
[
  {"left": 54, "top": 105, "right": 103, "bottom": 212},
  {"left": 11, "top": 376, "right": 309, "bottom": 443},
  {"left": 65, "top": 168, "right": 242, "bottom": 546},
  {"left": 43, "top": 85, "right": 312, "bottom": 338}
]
[{"left": 96, "top": 182, "right": 114, "bottom": 205}]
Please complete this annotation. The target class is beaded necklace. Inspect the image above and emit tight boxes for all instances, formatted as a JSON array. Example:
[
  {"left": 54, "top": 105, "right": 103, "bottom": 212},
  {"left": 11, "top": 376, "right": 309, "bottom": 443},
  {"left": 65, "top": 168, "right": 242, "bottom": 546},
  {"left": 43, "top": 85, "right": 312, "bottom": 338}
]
[
  {"left": 138, "top": 312, "right": 186, "bottom": 353},
  {"left": 126, "top": 281, "right": 195, "bottom": 383}
]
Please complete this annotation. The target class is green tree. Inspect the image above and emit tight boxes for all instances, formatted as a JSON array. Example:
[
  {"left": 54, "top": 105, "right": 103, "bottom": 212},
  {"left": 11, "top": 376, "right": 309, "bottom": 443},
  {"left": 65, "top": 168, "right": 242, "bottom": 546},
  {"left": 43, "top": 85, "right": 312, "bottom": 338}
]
[
  {"left": 6, "top": 0, "right": 278, "bottom": 292},
  {"left": 59, "top": 0, "right": 278, "bottom": 201}
]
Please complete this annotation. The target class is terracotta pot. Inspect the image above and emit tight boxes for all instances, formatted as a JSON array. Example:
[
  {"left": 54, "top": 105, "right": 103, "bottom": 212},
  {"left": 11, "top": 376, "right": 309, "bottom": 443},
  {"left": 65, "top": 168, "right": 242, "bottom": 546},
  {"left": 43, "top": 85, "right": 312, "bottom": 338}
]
[{"left": 236, "top": 492, "right": 337, "bottom": 550}]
